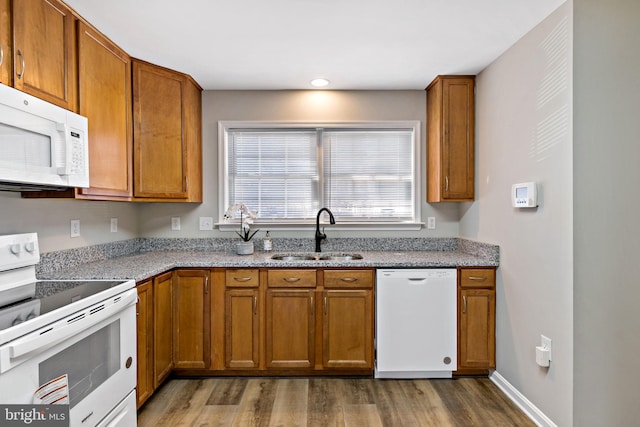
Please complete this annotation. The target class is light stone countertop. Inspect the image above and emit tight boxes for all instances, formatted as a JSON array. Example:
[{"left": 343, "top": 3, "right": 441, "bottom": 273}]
[{"left": 38, "top": 248, "right": 498, "bottom": 283}]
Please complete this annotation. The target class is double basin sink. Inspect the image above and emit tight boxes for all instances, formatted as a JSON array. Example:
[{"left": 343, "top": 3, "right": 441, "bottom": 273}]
[{"left": 271, "top": 253, "right": 363, "bottom": 261}]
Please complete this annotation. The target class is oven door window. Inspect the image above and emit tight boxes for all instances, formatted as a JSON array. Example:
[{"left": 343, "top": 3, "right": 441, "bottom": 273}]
[{"left": 39, "top": 320, "right": 121, "bottom": 408}]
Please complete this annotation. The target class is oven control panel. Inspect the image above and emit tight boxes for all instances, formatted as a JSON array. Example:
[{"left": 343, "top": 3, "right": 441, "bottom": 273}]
[{"left": 0, "top": 233, "right": 40, "bottom": 272}]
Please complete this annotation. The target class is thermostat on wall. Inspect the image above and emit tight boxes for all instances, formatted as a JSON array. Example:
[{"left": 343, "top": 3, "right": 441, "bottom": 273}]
[{"left": 512, "top": 182, "right": 538, "bottom": 208}]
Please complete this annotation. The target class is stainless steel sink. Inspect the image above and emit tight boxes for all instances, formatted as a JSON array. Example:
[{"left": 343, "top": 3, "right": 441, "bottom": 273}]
[
  {"left": 270, "top": 254, "right": 318, "bottom": 261},
  {"left": 271, "top": 253, "right": 363, "bottom": 261},
  {"left": 317, "top": 253, "right": 363, "bottom": 261}
]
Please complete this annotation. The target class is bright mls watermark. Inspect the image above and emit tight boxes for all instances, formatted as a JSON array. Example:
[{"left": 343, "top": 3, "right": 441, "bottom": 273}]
[{"left": 0, "top": 405, "right": 69, "bottom": 426}]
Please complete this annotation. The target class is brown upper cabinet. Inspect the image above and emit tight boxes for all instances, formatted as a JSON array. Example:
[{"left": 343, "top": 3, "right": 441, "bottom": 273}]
[
  {"left": 426, "top": 75, "right": 475, "bottom": 202},
  {"left": 0, "top": 0, "right": 11, "bottom": 86},
  {"left": 15, "top": 1, "right": 203, "bottom": 202},
  {"left": 132, "top": 59, "right": 203, "bottom": 202},
  {"left": 76, "top": 20, "right": 133, "bottom": 200},
  {"left": 12, "top": 0, "right": 77, "bottom": 111}
]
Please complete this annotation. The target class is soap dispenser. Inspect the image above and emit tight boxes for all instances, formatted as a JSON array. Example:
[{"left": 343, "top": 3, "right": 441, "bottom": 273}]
[{"left": 263, "top": 231, "right": 273, "bottom": 251}]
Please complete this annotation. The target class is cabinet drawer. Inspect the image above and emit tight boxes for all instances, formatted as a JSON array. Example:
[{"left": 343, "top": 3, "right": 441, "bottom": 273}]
[
  {"left": 460, "top": 268, "right": 496, "bottom": 288},
  {"left": 324, "top": 270, "right": 374, "bottom": 289},
  {"left": 267, "top": 270, "right": 317, "bottom": 288},
  {"left": 225, "top": 269, "right": 259, "bottom": 287}
]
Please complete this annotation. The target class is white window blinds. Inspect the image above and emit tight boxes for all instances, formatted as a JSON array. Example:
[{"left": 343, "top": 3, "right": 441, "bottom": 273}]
[
  {"left": 222, "top": 122, "right": 419, "bottom": 226},
  {"left": 227, "top": 130, "right": 319, "bottom": 219},
  {"left": 323, "top": 130, "right": 414, "bottom": 221}
]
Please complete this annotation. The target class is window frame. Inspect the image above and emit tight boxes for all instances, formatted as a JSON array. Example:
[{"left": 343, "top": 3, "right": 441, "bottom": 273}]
[{"left": 217, "top": 121, "right": 422, "bottom": 231}]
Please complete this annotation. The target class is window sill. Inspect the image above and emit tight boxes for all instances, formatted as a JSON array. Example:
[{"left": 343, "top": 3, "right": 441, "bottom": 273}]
[{"left": 217, "top": 221, "right": 424, "bottom": 232}]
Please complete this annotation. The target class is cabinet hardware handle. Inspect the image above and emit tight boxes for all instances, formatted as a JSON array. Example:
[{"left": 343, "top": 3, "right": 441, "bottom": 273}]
[
  {"left": 204, "top": 275, "right": 209, "bottom": 294},
  {"left": 234, "top": 277, "right": 252, "bottom": 282},
  {"left": 185, "top": 176, "right": 189, "bottom": 192},
  {"left": 463, "top": 295, "right": 467, "bottom": 314},
  {"left": 467, "top": 276, "right": 487, "bottom": 281},
  {"left": 283, "top": 277, "right": 301, "bottom": 283},
  {"left": 0, "top": 45, "right": 3, "bottom": 67},
  {"left": 323, "top": 296, "right": 327, "bottom": 315},
  {"left": 310, "top": 296, "right": 314, "bottom": 316},
  {"left": 253, "top": 296, "right": 257, "bottom": 315},
  {"left": 445, "top": 176, "right": 449, "bottom": 192},
  {"left": 16, "top": 50, "right": 25, "bottom": 79},
  {"left": 340, "top": 277, "right": 358, "bottom": 282}
]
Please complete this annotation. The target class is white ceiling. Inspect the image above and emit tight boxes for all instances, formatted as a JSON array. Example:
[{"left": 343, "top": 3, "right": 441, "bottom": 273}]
[{"left": 64, "top": 0, "right": 566, "bottom": 90}]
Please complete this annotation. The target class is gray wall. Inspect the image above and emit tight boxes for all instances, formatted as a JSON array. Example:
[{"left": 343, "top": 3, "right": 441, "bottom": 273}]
[
  {"left": 459, "top": 3, "right": 573, "bottom": 426},
  {"left": 138, "top": 90, "right": 461, "bottom": 239},
  {"left": 573, "top": 0, "right": 640, "bottom": 425},
  {"left": 0, "top": 191, "right": 138, "bottom": 253},
  {"left": 0, "top": 91, "right": 457, "bottom": 253}
]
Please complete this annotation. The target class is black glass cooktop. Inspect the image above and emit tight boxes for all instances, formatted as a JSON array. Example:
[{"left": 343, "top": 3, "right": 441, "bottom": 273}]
[{"left": 0, "top": 280, "right": 128, "bottom": 332}]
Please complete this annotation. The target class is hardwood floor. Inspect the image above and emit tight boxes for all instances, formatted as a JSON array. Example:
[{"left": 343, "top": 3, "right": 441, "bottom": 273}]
[{"left": 137, "top": 377, "right": 535, "bottom": 426}]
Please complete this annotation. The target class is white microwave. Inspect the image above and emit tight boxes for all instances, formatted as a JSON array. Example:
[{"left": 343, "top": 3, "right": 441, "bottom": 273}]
[{"left": 0, "top": 84, "right": 89, "bottom": 191}]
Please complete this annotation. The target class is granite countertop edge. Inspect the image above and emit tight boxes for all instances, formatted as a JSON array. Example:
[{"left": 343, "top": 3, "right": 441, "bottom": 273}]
[{"left": 38, "top": 249, "right": 499, "bottom": 283}]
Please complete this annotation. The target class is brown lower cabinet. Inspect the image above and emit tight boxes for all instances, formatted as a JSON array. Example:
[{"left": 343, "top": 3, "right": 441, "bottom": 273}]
[
  {"left": 322, "top": 289, "right": 374, "bottom": 369},
  {"left": 135, "top": 279, "right": 153, "bottom": 409},
  {"left": 153, "top": 271, "right": 174, "bottom": 387},
  {"left": 216, "top": 268, "right": 375, "bottom": 374},
  {"left": 266, "top": 288, "right": 316, "bottom": 369},
  {"left": 135, "top": 265, "right": 496, "bottom": 408},
  {"left": 456, "top": 267, "right": 497, "bottom": 375},
  {"left": 173, "top": 269, "right": 211, "bottom": 370},
  {"left": 135, "top": 269, "right": 211, "bottom": 408}
]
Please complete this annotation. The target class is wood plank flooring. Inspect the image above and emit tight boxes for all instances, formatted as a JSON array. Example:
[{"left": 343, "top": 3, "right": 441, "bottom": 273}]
[{"left": 137, "top": 377, "right": 535, "bottom": 427}]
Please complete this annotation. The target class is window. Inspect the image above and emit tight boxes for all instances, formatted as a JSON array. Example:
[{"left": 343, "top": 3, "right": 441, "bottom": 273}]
[{"left": 219, "top": 121, "right": 421, "bottom": 229}]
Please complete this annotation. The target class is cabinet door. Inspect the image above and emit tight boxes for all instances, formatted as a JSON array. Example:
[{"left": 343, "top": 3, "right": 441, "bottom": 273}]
[
  {"left": 173, "top": 270, "right": 211, "bottom": 369},
  {"left": 266, "top": 289, "right": 315, "bottom": 369},
  {"left": 441, "top": 77, "right": 474, "bottom": 200},
  {"left": 458, "top": 289, "right": 495, "bottom": 370},
  {"left": 427, "top": 75, "right": 475, "bottom": 202},
  {"left": 132, "top": 60, "right": 188, "bottom": 199},
  {"left": 0, "top": 0, "right": 11, "bottom": 86},
  {"left": 322, "top": 290, "right": 373, "bottom": 369},
  {"left": 135, "top": 280, "right": 154, "bottom": 409},
  {"left": 13, "top": 0, "right": 77, "bottom": 110},
  {"left": 153, "top": 271, "right": 173, "bottom": 388},
  {"left": 76, "top": 21, "right": 132, "bottom": 199},
  {"left": 225, "top": 289, "right": 259, "bottom": 369}
]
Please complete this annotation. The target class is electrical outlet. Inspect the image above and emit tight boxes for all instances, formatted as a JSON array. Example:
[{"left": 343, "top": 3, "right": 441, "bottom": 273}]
[
  {"left": 427, "top": 217, "right": 436, "bottom": 229},
  {"left": 171, "top": 217, "right": 181, "bottom": 231},
  {"left": 70, "top": 219, "right": 80, "bottom": 238},
  {"left": 110, "top": 218, "right": 118, "bottom": 233},
  {"left": 541, "top": 335, "right": 552, "bottom": 361},
  {"left": 199, "top": 217, "right": 213, "bottom": 231}
]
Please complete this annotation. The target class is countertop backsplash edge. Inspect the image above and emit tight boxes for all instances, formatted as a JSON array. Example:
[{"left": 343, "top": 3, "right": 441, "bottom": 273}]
[{"left": 36, "top": 237, "right": 499, "bottom": 276}]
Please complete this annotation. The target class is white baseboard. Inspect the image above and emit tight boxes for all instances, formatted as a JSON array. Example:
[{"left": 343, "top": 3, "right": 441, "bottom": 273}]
[{"left": 489, "top": 370, "right": 557, "bottom": 427}]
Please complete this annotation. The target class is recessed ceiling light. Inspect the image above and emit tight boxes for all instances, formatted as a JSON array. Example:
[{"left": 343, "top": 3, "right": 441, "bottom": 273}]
[{"left": 310, "top": 78, "right": 330, "bottom": 87}]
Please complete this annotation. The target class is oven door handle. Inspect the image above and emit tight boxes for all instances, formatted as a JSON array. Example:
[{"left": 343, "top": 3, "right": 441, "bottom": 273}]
[{"left": 7, "top": 289, "right": 137, "bottom": 361}]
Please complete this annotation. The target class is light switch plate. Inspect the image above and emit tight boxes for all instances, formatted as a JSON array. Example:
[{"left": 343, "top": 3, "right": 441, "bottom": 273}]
[
  {"left": 199, "top": 217, "right": 213, "bottom": 231},
  {"left": 110, "top": 218, "right": 118, "bottom": 233}
]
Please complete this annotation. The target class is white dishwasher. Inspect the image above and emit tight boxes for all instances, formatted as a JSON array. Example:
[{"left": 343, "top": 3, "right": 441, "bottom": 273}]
[{"left": 375, "top": 269, "right": 457, "bottom": 378}]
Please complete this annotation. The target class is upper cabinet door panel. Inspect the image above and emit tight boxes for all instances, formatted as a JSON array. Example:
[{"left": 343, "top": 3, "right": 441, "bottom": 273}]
[
  {"left": 13, "top": 0, "right": 77, "bottom": 110},
  {"left": 426, "top": 75, "right": 475, "bottom": 202},
  {"left": 442, "top": 78, "right": 474, "bottom": 198},
  {"left": 77, "top": 21, "right": 132, "bottom": 198},
  {"left": 0, "top": 0, "right": 12, "bottom": 86},
  {"left": 132, "top": 60, "right": 187, "bottom": 199}
]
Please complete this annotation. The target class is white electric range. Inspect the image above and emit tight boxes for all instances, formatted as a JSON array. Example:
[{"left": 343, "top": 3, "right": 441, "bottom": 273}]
[{"left": 0, "top": 233, "right": 138, "bottom": 427}]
